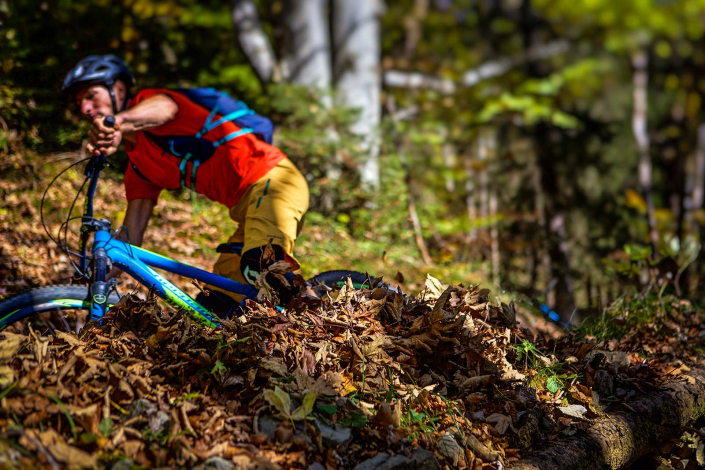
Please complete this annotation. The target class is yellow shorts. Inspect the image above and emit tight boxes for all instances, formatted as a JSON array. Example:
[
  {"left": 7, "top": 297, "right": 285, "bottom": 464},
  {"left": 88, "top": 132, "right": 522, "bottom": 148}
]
[{"left": 209, "top": 157, "right": 309, "bottom": 302}]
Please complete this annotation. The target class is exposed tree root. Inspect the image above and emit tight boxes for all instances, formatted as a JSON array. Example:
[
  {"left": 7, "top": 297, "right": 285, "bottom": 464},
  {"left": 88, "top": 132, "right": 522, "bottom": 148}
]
[{"left": 511, "top": 367, "right": 705, "bottom": 470}]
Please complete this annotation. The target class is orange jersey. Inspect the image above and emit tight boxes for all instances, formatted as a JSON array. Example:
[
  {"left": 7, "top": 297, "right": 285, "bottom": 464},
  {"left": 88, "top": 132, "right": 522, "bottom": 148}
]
[{"left": 124, "top": 88, "right": 286, "bottom": 207}]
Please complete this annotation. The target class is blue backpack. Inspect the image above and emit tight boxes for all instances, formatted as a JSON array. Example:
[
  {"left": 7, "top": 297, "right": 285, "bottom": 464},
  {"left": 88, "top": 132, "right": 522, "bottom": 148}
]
[{"left": 131, "top": 87, "right": 274, "bottom": 190}]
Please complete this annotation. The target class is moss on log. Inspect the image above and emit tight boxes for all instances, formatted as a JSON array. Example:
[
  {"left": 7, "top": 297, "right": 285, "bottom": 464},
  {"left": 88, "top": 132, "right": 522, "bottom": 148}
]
[{"left": 511, "top": 369, "right": 705, "bottom": 470}]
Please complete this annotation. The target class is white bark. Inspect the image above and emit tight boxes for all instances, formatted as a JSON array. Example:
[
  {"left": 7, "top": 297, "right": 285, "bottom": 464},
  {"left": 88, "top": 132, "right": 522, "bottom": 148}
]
[
  {"left": 383, "top": 40, "right": 569, "bottom": 93},
  {"left": 384, "top": 70, "right": 455, "bottom": 93},
  {"left": 631, "top": 48, "right": 658, "bottom": 250},
  {"left": 332, "top": 0, "right": 382, "bottom": 189},
  {"left": 230, "top": 0, "right": 278, "bottom": 83},
  {"left": 464, "top": 150, "right": 478, "bottom": 249},
  {"left": 442, "top": 143, "right": 456, "bottom": 193},
  {"left": 282, "top": 0, "right": 332, "bottom": 92}
]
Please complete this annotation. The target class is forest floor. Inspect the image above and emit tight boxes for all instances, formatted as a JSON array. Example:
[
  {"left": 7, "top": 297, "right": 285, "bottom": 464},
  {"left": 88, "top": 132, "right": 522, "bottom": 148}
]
[{"left": 1, "top": 152, "right": 705, "bottom": 469}]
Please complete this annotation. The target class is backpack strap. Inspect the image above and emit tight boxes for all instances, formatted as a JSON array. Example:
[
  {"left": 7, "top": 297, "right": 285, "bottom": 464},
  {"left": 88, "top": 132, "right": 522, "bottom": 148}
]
[
  {"left": 198, "top": 108, "right": 254, "bottom": 137},
  {"left": 212, "top": 128, "right": 253, "bottom": 148},
  {"left": 177, "top": 153, "right": 192, "bottom": 188}
]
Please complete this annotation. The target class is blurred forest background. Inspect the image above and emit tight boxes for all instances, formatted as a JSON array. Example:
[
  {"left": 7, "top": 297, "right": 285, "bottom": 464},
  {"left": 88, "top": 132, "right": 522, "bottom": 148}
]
[{"left": 3, "top": 0, "right": 705, "bottom": 323}]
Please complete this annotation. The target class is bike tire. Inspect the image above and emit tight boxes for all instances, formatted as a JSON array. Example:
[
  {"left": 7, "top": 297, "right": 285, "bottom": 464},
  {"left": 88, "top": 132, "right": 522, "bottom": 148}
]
[
  {"left": 0, "top": 285, "right": 121, "bottom": 332},
  {"left": 307, "top": 270, "right": 373, "bottom": 290}
]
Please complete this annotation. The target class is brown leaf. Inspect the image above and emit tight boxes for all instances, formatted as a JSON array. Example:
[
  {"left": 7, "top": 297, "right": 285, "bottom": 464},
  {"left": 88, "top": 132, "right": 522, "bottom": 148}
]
[
  {"left": 36, "top": 429, "right": 98, "bottom": 469},
  {"left": 373, "top": 402, "right": 401, "bottom": 429},
  {"left": 0, "top": 332, "right": 26, "bottom": 361},
  {"left": 486, "top": 413, "right": 513, "bottom": 434}
]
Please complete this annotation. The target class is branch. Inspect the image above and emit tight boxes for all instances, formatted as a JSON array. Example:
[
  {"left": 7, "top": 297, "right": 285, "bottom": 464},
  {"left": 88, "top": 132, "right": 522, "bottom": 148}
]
[{"left": 383, "top": 40, "right": 569, "bottom": 93}]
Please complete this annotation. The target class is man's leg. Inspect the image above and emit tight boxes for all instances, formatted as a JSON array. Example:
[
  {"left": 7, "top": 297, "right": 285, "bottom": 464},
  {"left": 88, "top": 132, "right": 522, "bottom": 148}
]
[
  {"left": 200, "top": 229, "right": 247, "bottom": 317},
  {"left": 238, "top": 158, "right": 310, "bottom": 305}
]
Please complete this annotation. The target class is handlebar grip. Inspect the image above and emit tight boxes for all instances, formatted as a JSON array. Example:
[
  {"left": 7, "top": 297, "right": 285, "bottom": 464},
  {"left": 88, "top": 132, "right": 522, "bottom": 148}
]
[{"left": 104, "top": 116, "right": 116, "bottom": 128}]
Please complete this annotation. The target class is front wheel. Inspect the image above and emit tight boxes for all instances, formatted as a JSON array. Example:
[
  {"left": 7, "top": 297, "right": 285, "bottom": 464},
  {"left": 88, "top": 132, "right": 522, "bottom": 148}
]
[{"left": 0, "top": 285, "right": 121, "bottom": 334}]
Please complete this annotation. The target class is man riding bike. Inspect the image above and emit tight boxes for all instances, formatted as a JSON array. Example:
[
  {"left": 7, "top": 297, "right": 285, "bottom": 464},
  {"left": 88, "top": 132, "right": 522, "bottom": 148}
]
[{"left": 62, "top": 54, "right": 309, "bottom": 315}]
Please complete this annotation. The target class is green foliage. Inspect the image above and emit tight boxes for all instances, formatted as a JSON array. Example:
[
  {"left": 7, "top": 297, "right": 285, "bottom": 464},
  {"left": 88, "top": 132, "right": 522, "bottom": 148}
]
[
  {"left": 4, "top": 0, "right": 705, "bottom": 321},
  {"left": 263, "top": 386, "right": 317, "bottom": 422},
  {"left": 99, "top": 418, "right": 113, "bottom": 438},
  {"left": 512, "top": 341, "right": 577, "bottom": 393},
  {"left": 574, "top": 290, "right": 694, "bottom": 342}
]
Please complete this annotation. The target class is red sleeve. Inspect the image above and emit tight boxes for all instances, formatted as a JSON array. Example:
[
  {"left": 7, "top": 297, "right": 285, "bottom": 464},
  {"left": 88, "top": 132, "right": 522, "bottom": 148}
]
[{"left": 125, "top": 162, "right": 162, "bottom": 202}]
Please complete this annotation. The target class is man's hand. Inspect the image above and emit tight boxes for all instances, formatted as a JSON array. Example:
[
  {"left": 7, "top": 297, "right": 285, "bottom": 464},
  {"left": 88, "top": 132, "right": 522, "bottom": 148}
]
[{"left": 87, "top": 116, "right": 123, "bottom": 156}]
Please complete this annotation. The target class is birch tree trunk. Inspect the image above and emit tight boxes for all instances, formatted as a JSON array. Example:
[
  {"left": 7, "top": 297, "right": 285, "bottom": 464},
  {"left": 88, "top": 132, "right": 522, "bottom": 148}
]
[
  {"left": 477, "top": 127, "right": 494, "bottom": 267},
  {"left": 332, "top": 0, "right": 382, "bottom": 189},
  {"left": 442, "top": 143, "right": 456, "bottom": 193},
  {"left": 282, "top": 0, "right": 332, "bottom": 92},
  {"left": 230, "top": 0, "right": 278, "bottom": 84},
  {"left": 631, "top": 48, "right": 659, "bottom": 251},
  {"left": 464, "top": 150, "right": 479, "bottom": 259}
]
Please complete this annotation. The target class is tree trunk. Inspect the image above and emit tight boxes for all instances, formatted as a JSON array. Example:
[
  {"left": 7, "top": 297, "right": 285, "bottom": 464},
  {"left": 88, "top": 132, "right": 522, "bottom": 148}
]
[
  {"left": 531, "top": 151, "right": 553, "bottom": 306},
  {"left": 631, "top": 48, "right": 659, "bottom": 252},
  {"left": 387, "top": 98, "right": 432, "bottom": 265},
  {"left": 477, "top": 128, "right": 493, "bottom": 263},
  {"left": 464, "top": 149, "right": 479, "bottom": 259},
  {"left": 230, "top": 0, "right": 278, "bottom": 84},
  {"left": 442, "top": 143, "right": 456, "bottom": 193},
  {"left": 535, "top": 124, "right": 576, "bottom": 321},
  {"left": 332, "top": 0, "right": 382, "bottom": 189},
  {"left": 691, "top": 124, "right": 705, "bottom": 294},
  {"left": 489, "top": 189, "right": 500, "bottom": 286},
  {"left": 511, "top": 367, "right": 705, "bottom": 470},
  {"left": 690, "top": 124, "right": 705, "bottom": 212},
  {"left": 282, "top": 0, "right": 332, "bottom": 91}
]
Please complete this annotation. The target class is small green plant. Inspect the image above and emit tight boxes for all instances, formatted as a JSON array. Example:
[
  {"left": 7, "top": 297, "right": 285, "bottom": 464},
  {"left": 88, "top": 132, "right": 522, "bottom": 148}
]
[
  {"left": 142, "top": 429, "right": 168, "bottom": 445},
  {"left": 50, "top": 395, "right": 77, "bottom": 442},
  {"left": 512, "top": 340, "right": 576, "bottom": 394},
  {"left": 263, "top": 386, "right": 317, "bottom": 426},
  {"left": 99, "top": 417, "right": 113, "bottom": 438},
  {"left": 174, "top": 391, "right": 200, "bottom": 406},
  {"left": 210, "top": 360, "right": 228, "bottom": 377}
]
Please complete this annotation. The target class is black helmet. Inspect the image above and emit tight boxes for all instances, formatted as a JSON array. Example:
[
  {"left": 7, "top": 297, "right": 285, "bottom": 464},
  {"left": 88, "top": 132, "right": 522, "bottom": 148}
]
[{"left": 62, "top": 54, "right": 134, "bottom": 113}]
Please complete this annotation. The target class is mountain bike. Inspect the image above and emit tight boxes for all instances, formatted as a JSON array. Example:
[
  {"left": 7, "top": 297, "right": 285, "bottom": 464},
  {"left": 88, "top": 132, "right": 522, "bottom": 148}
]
[{"left": 0, "top": 116, "right": 370, "bottom": 333}]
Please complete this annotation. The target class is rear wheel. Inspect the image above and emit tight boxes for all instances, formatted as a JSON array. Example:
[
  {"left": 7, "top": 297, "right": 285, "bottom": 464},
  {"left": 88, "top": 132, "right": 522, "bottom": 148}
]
[
  {"left": 307, "top": 270, "right": 374, "bottom": 292},
  {"left": 0, "top": 285, "right": 120, "bottom": 334}
]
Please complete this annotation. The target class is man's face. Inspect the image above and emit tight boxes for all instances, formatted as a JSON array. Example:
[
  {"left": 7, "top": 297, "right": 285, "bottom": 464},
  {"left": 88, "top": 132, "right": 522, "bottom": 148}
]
[{"left": 75, "top": 84, "right": 113, "bottom": 121}]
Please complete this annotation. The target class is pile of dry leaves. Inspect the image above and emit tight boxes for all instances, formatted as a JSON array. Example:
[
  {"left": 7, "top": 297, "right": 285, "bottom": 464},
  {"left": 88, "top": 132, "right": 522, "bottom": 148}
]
[{"left": 0, "top": 276, "right": 703, "bottom": 470}]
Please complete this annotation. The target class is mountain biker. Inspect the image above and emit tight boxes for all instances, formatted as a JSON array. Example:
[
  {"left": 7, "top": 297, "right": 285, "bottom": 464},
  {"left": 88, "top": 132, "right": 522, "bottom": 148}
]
[{"left": 61, "top": 54, "right": 309, "bottom": 314}]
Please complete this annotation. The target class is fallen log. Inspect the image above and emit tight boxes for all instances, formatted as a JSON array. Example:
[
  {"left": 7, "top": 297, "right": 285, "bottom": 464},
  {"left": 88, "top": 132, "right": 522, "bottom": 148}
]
[{"left": 511, "top": 368, "right": 705, "bottom": 470}]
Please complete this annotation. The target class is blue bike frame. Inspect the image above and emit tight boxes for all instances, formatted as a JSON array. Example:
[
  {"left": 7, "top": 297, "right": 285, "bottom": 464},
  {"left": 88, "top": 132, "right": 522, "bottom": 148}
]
[
  {"left": 68, "top": 133, "right": 259, "bottom": 329},
  {"left": 91, "top": 230, "right": 258, "bottom": 328}
]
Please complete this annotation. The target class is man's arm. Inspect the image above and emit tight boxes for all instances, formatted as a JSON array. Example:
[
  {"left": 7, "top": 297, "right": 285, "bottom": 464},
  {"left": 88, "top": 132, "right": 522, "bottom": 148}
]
[
  {"left": 107, "top": 198, "right": 157, "bottom": 280},
  {"left": 115, "top": 94, "right": 178, "bottom": 134},
  {"left": 88, "top": 94, "right": 179, "bottom": 155}
]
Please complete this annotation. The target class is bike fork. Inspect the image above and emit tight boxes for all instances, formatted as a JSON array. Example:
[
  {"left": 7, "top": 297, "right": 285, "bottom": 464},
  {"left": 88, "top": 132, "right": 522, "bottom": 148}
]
[{"left": 90, "top": 247, "right": 110, "bottom": 320}]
